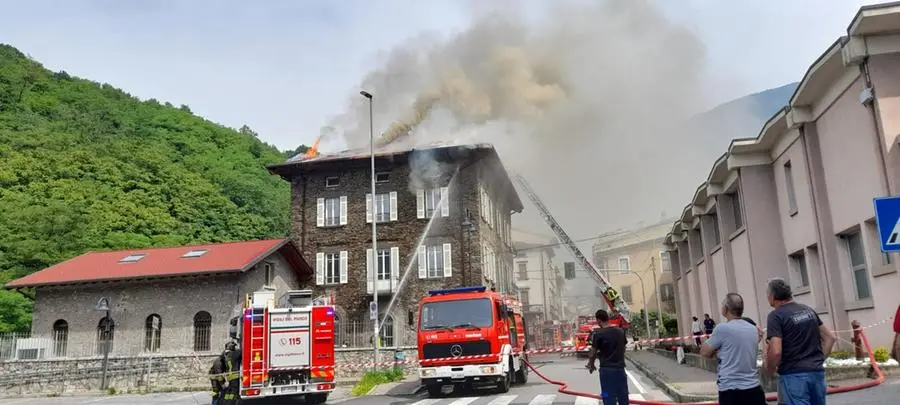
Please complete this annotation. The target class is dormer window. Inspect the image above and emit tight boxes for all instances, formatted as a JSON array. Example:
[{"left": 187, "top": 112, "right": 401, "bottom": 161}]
[
  {"left": 325, "top": 177, "right": 340, "bottom": 187},
  {"left": 182, "top": 250, "right": 208, "bottom": 258},
  {"left": 120, "top": 254, "right": 146, "bottom": 263}
]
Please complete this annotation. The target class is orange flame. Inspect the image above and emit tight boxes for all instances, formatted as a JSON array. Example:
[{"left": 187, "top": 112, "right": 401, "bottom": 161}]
[{"left": 305, "top": 136, "right": 320, "bottom": 158}]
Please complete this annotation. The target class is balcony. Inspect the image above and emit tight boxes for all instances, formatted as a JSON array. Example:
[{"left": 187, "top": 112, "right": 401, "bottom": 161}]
[{"left": 367, "top": 278, "right": 398, "bottom": 295}]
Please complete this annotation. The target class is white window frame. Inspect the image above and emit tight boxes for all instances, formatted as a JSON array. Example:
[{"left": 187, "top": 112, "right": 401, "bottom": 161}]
[
  {"left": 376, "top": 248, "right": 390, "bottom": 281},
  {"left": 784, "top": 161, "right": 798, "bottom": 214},
  {"left": 843, "top": 232, "right": 871, "bottom": 300},
  {"left": 373, "top": 193, "right": 390, "bottom": 223},
  {"left": 324, "top": 252, "right": 340, "bottom": 285},
  {"left": 324, "top": 197, "right": 340, "bottom": 226},
  {"left": 659, "top": 251, "right": 671, "bottom": 272},
  {"left": 424, "top": 188, "right": 440, "bottom": 218},
  {"left": 618, "top": 256, "right": 630, "bottom": 273},
  {"left": 621, "top": 285, "right": 632, "bottom": 304},
  {"left": 426, "top": 245, "right": 444, "bottom": 278},
  {"left": 788, "top": 251, "right": 809, "bottom": 288},
  {"left": 325, "top": 176, "right": 340, "bottom": 188}
]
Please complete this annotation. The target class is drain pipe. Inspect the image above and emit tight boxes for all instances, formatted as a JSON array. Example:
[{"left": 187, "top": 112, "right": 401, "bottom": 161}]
[{"left": 859, "top": 59, "right": 894, "bottom": 196}]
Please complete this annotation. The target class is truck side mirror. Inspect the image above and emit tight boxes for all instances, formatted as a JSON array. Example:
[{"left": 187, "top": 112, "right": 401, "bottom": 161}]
[{"left": 229, "top": 316, "right": 239, "bottom": 339}]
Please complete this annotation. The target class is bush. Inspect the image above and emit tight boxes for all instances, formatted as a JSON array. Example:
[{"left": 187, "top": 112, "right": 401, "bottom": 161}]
[
  {"left": 350, "top": 368, "right": 405, "bottom": 396},
  {"left": 829, "top": 350, "right": 852, "bottom": 360},
  {"left": 873, "top": 347, "right": 890, "bottom": 363}
]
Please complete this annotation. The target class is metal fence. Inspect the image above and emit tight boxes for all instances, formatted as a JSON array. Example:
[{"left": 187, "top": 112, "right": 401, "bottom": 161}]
[{"left": 0, "top": 320, "right": 411, "bottom": 361}]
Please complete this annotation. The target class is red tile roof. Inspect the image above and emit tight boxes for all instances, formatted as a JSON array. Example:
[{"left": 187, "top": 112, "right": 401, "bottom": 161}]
[{"left": 5, "top": 239, "right": 311, "bottom": 288}]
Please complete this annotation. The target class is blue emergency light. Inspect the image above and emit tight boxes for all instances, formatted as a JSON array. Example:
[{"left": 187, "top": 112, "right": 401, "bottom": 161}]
[{"left": 427, "top": 286, "right": 487, "bottom": 296}]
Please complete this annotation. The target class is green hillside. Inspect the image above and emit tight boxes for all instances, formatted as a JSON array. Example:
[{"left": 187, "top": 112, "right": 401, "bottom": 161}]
[{"left": 0, "top": 44, "right": 304, "bottom": 332}]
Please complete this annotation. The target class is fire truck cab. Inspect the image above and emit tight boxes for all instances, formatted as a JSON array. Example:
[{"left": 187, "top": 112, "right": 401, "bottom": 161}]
[
  {"left": 417, "top": 286, "right": 529, "bottom": 397},
  {"left": 229, "top": 288, "right": 336, "bottom": 404}
]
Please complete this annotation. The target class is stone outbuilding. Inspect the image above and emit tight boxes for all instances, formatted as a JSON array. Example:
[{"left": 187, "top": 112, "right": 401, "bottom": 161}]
[{"left": 5, "top": 239, "right": 311, "bottom": 359}]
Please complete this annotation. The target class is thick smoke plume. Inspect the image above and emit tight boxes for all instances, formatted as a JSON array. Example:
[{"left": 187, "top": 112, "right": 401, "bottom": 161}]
[{"left": 323, "top": 0, "right": 754, "bottom": 241}]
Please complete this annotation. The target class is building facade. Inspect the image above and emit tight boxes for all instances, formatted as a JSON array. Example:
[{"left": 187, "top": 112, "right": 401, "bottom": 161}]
[
  {"left": 513, "top": 240, "right": 565, "bottom": 322},
  {"left": 268, "top": 143, "right": 523, "bottom": 346},
  {"left": 592, "top": 220, "right": 676, "bottom": 316},
  {"left": 663, "top": 3, "right": 900, "bottom": 348},
  {"left": 4, "top": 239, "right": 310, "bottom": 359}
]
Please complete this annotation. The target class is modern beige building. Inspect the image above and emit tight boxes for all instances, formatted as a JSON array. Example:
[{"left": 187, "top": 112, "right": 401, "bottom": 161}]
[
  {"left": 592, "top": 220, "right": 676, "bottom": 316},
  {"left": 663, "top": 2, "right": 900, "bottom": 348}
]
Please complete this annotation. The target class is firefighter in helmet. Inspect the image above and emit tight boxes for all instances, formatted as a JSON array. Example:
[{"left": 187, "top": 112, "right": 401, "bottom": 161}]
[
  {"left": 220, "top": 340, "right": 242, "bottom": 405},
  {"left": 208, "top": 350, "right": 226, "bottom": 405}
]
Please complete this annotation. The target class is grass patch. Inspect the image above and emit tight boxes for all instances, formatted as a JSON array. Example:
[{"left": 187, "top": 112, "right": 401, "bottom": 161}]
[{"left": 351, "top": 368, "right": 405, "bottom": 396}]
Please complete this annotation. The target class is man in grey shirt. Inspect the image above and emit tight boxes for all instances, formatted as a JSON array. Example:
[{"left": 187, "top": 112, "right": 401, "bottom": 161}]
[{"left": 700, "top": 293, "right": 766, "bottom": 405}]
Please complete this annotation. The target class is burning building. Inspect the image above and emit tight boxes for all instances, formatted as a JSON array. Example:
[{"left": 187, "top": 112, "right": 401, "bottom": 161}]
[{"left": 267, "top": 143, "right": 523, "bottom": 347}]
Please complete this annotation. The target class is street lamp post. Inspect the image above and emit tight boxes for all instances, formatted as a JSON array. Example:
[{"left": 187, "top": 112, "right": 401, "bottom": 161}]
[
  {"left": 95, "top": 297, "right": 112, "bottom": 390},
  {"left": 650, "top": 257, "right": 664, "bottom": 338},
  {"left": 360, "top": 90, "right": 378, "bottom": 369}
]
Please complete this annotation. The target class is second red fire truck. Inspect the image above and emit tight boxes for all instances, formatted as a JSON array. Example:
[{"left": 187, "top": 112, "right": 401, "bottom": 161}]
[{"left": 416, "top": 286, "right": 530, "bottom": 397}]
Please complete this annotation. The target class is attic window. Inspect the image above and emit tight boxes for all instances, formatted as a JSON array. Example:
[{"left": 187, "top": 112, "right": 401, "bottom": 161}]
[
  {"left": 120, "top": 254, "right": 146, "bottom": 263},
  {"left": 182, "top": 250, "right": 208, "bottom": 258},
  {"left": 325, "top": 177, "right": 340, "bottom": 187},
  {"left": 375, "top": 172, "right": 390, "bottom": 183}
]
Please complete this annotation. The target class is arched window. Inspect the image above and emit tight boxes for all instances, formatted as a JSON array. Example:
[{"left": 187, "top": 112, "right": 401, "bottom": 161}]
[
  {"left": 380, "top": 316, "right": 395, "bottom": 347},
  {"left": 97, "top": 317, "right": 115, "bottom": 355},
  {"left": 193, "top": 311, "right": 212, "bottom": 352},
  {"left": 52, "top": 320, "right": 68, "bottom": 357},
  {"left": 144, "top": 314, "right": 162, "bottom": 352}
]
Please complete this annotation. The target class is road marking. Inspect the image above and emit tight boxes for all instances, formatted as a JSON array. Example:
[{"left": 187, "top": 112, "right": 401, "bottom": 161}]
[
  {"left": 485, "top": 394, "right": 517, "bottom": 405},
  {"left": 625, "top": 368, "right": 647, "bottom": 393},
  {"left": 574, "top": 395, "right": 599, "bottom": 405},
  {"left": 411, "top": 399, "right": 442, "bottom": 405},
  {"left": 527, "top": 394, "right": 556, "bottom": 405},
  {"left": 447, "top": 397, "right": 479, "bottom": 405},
  {"left": 629, "top": 393, "right": 645, "bottom": 400}
]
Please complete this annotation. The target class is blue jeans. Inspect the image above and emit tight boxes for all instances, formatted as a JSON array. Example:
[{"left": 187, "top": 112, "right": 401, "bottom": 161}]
[
  {"left": 778, "top": 371, "right": 826, "bottom": 405},
  {"left": 598, "top": 367, "right": 629, "bottom": 405}
]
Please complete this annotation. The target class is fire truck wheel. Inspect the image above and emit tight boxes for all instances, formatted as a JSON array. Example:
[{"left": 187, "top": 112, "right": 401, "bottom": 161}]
[
  {"left": 495, "top": 358, "right": 512, "bottom": 393},
  {"left": 515, "top": 359, "right": 528, "bottom": 384},
  {"left": 306, "top": 393, "right": 328, "bottom": 405}
]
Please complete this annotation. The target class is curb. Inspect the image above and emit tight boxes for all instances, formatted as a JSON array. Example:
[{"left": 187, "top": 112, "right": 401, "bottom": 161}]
[{"left": 625, "top": 353, "right": 717, "bottom": 403}]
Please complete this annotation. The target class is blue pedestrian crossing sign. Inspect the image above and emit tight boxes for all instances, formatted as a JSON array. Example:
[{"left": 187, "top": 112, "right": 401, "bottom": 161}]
[{"left": 873, "top": 196, "right": 900, "bottom": 252}]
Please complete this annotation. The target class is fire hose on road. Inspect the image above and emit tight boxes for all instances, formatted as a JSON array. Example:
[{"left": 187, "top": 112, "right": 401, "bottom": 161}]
[{"left": 523, "top": 327, "right": 885, "bottom": 405}]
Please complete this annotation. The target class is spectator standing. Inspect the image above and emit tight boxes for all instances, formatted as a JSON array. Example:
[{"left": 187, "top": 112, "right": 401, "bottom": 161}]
[
  {"left": 586, "top": 309, "right": 629, "bottom": 405},
  {"left": 700, "top": 293, "right": 766, "bottom": 405},
  {"left": 763, "top": 278, "right": 835, "bottom": 405},
  {"left": 691, "top": 316, "right": 703, "bottom": 346},
  {"left": 704, "top": 313, "right": 717, "bottom": 335}
]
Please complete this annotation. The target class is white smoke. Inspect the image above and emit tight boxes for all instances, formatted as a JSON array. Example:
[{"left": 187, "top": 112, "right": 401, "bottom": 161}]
[{"left": 323, "top": 0, "right": 755, "bottom": 239}]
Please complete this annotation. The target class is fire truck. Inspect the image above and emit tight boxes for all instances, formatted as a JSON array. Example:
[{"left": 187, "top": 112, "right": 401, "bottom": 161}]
[
  {"left": 228, "top": 288, "right": 336, "bottom": 404},
  {"left": 417, "top": 286, "right": 529, "bottom": 397},
  {"left": 572, "top": 312, "right": 627, "bottom": 357}
]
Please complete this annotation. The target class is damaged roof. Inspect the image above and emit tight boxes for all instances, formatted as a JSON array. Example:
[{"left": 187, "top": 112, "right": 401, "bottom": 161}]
[
  {"left": 593, "top": 219, "right": 677, "bottom": 253},
  {"left": 268, "top": 142, "right": 524, "bottom": 212}
]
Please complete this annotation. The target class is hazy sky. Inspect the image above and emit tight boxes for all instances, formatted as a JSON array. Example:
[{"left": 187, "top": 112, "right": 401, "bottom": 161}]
[{"left": 0, "top": 0, "right": 875, "bottom": 151}]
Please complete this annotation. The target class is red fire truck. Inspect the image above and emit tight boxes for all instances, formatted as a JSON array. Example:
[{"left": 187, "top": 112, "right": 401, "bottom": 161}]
[
  {"left": 572, "top": 312, "right": 627, "bottom": 357},
  {"left": 417, "top": 286, "right": 529, "bottom": 397},
  {"left": 229, "top": 289, "right": 335, "bottom": 404}
]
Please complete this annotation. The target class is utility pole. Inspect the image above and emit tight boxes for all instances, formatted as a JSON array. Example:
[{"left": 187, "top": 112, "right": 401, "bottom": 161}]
[{"left": 360, "top": 90, "right": 378, "bottom": 369}]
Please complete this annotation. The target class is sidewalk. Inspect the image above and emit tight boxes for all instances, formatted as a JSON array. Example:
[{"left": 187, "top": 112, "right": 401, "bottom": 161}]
[{"left": 626, "top": 351, "right": 718, "bottom": 402}]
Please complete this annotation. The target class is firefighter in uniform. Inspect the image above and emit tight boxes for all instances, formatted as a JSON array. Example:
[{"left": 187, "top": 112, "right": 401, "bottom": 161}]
[
  {"left": 208, "top": 352, "right": 226, "bottom": 405},
  {"left": 221, "top": 340, "right": 242, "bottom": 405}
]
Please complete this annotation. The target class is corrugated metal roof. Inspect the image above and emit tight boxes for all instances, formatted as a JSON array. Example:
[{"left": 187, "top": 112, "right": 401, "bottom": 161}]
[
  {"left": 593, "top": 219, "right": 678, "bottom": 252},
  {"left": 5, "top": 239, "right": 311, "bottom": 288}
]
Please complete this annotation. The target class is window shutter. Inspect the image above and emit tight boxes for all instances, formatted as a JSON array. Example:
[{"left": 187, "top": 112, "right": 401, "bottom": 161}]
[
  {"left": 416, "top": 189, "right": 425, "bottom": 219},
  {"left": 339, "top": 196, "right": 348, "bottom": 225},
  {"left": 417, "top": 245, "right": 427, "bottom": 279},
  {"left": 389, "top": 191, "right": 398, "bottom": 221},
  {"left": 443, "top": 243, "right": 452, "bottom": 277},
  {"left": 366, "top": 249, "right": 373, "bottom": 294},
  {"left": 366, "top": 194, "right": 373, "bottom": 223},
  {"left": 315, "top": 253, "right": 325, "bottom": 285},
  {"left": 440, "top": 187, "right": 450, "bottom": 217},
  {"left": 390, "top": 247, "right": 400, "bottom": 288},
  {"left": 339, "top": 250, "right": 348, "bottom": 284},
  {"left": 316, "top": 198, "right": 325, "bottom": 227}
]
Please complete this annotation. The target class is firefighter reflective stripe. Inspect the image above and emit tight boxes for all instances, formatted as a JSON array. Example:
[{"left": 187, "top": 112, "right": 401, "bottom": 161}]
[
  {"left": 225, "top": 356, "right": 239, "bottom": 381},
  {"left": 310, "top": 369, "right": 335, "bottom": 379}
]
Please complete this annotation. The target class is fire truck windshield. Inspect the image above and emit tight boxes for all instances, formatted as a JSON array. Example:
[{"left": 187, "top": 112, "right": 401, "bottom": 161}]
[{"left": 420, "top": 298, "right": 493, "bottom": 330}]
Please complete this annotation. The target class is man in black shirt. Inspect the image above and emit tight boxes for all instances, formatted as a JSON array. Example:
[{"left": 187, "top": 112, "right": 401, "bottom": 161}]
[
  {"left": 586, "top": 309, "right": 628, "bottom": 405},
  {"left": 763, "top": 278, "right": 835, "bottom": 405}
]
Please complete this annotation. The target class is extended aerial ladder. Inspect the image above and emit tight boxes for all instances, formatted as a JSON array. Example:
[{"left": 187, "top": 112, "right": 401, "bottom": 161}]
[{"left": 512, "top": 174, "right": 631, "bottom": 323}]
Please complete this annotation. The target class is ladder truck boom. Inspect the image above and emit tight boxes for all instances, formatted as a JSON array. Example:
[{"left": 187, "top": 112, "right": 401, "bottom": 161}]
[{"left": 512, "top": 174, "right": 631, "bottom": 321}]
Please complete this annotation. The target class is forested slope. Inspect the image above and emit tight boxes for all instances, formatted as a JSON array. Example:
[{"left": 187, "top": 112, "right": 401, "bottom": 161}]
[{"left": 0, "top": 44, "right": 305, "bottom": 331}]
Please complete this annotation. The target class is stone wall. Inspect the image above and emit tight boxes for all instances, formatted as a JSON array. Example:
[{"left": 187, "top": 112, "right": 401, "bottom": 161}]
[{"left": 0, "top": 347, "right": 418, "bottom": 397}]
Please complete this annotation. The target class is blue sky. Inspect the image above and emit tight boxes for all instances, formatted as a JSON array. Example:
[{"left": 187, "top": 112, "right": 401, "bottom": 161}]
[{"left": 0, "top": 0, "right": 875, "bottom": 151}]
